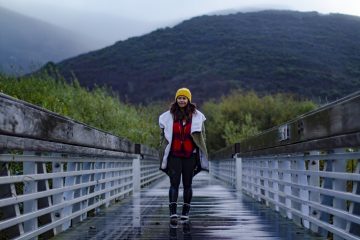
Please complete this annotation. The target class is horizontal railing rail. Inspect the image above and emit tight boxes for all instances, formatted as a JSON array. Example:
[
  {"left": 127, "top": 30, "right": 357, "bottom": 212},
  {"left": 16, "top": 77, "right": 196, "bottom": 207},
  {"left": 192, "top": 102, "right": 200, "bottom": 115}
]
[
  {"left": 209, "top": 158, "right": 236, "bottom": 187},
  {"left": 0, "top": 93, "right": 164, "bottom": 240},
  {"left": 140, "top": 155, "right": 164, "bottom": 187},
  {"left": 210, "top": 91, "right": 360, "bottom": 240}
]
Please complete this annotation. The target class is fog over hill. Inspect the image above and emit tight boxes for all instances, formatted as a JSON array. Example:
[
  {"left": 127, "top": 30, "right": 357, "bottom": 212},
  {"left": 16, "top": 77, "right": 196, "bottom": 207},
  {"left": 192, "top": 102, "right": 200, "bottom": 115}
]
[{"left": 0, "top": 7, "right": 97, "bottom": 74}]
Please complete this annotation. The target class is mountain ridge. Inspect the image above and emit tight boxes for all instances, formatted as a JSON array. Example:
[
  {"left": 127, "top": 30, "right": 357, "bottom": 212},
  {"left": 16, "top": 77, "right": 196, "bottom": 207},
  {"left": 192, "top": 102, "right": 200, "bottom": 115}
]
[{"left": 43, "top": 10, "right": 360, "bottom": 103}]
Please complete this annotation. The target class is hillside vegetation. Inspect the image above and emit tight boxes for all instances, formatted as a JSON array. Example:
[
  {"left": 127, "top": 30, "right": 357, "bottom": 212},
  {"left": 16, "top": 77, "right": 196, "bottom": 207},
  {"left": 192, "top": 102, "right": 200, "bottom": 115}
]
[
  {"left": 0, "top": 73, "right": 160, "bottom": 146},
  {"left": 45, "top": 10, "right": 360, "bottom": 104},
  {"left": 0, "top": 74, "right": 316, "bottom": 151},
  {"left": 202, "top": 91, "right": 316, "bottom": 150}
]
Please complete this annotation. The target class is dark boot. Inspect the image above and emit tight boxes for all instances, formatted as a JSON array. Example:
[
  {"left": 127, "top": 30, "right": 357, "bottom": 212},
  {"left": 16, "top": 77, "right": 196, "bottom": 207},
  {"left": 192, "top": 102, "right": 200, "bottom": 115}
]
[
  {"left": 182, "top": 221, "right": 191, "bottom": 234},
  {"left": 169, "top": 202, "right": 178, "bottom": 226},
  {"left": 169, "top": 202, "right": 178, "bottom": 218},
  {"left": 180, "top": 203, "right": 190, "bottom": 220}
]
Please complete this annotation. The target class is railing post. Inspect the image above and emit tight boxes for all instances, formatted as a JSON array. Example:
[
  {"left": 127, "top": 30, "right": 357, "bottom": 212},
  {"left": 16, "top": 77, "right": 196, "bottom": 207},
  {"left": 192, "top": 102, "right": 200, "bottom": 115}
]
[
  {"left": 241, "top": 159, "right": 248, "bottom": 194},
  {"left": 272, "top": 159, "right": 280, "bottom": 212},
  {"left": 319, "top": 156, "right": 333, "bottom": 237},
  {"left": 256, "top": 160, "right": 262, "bottom": 201},
  {"left": 0, "top": 162, "right": 25, "bottom": 238},
  {"left": 62, "top": 162, "right": 77, "bottom": 231},
  {"left": 297, "top": 154, "right": 309, "bottom": 229},
  {"left": 133, "top": 144, "right": 141, "bottom": 193},
  {"left": 104, "top": 161, "right": 112, "bottom": 207},
  {"left": 93, "top": 162, "right": 103, "bottom": 214},
  {"left": 308, "top": 151, "right": 320, "bottom": 233},
  {"left": 52, "top": 154, "right": 64, "bottom": 235},
  {"left": 346, "top": 159, "right": 360, "bottom": 236},
  {"left": 235, "top": 154, "right": 242, "bottom": 191},
  {"left": 80, "top": 161, "right": 92, "bottom": 219},
  {"left": 23, "top": 152, "right": 38, "bottom": 239},
  {"left": 133, "top": 155, "right": 141, "bottom": 193},
  {"left": 37, "top": 160, "right": 54, "bottom": 239},
  {"left": 332, "top": 148, "right": 347, "bottom": 240},
  {"left": 250, "top": 160, "right": 256, "bottom": 198},
  {"left": 282, "top": 159, "right": 292, "bottom": 219},
  {"left": 263, "top": 159, "right": 269, "bottom": 206}
]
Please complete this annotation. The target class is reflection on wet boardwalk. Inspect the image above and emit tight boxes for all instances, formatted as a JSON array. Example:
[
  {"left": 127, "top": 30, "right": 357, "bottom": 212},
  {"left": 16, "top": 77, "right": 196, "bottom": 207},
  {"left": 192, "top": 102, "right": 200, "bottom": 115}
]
[{"left": 53, "top": 172, "right": 323, "bottom": 240}]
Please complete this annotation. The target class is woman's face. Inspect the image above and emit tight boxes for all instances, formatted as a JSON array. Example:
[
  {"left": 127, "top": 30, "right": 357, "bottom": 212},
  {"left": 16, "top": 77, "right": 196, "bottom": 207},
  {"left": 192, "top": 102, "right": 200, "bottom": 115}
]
[{"left": 176, "top": 95, "right": 189, "bottom": 108}]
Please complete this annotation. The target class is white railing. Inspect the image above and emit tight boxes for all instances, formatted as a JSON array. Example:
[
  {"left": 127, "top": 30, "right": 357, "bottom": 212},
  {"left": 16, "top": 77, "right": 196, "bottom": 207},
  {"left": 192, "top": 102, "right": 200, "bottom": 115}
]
[
  {"left": 0, "top": 93, "right": 164, "bottom": 239},
  {"left": 210, "top": 91, "right": 360, "bottom": 240},
  {"left": 241, "top": 149, "right": 360, "bottom": 240},
  {"left": 209, "top": 158, "right": 236, "bottom": 187},
  {"left": 210, "top": 149, "right": 360, "bottom": 240},
  {"left": 140, "top": 155, "right": 164, "bottom": 187},
  {"left": 0, "top": 151, "right": 164, "bottom": 240}
]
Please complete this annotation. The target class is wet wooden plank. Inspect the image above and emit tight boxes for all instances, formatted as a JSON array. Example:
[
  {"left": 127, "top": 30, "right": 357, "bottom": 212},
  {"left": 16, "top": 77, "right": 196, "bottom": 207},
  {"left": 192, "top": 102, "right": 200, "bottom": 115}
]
[{"left": 53, "top": 173, "right": 324, "bottom": 240}]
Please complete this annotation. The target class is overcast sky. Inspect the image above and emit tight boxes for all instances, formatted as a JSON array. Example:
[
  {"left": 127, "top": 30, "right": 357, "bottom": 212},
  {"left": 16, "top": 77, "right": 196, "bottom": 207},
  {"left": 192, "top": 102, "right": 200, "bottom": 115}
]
[{"left": 1, "top": 0, "right": 360, "bottom": 49}]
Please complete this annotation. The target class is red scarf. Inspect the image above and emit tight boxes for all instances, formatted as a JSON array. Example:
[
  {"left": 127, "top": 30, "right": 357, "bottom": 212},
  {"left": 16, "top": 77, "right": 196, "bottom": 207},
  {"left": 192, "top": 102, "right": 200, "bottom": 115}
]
[{"left": 171, "top": 119, "right": 195, "bottom": 158}]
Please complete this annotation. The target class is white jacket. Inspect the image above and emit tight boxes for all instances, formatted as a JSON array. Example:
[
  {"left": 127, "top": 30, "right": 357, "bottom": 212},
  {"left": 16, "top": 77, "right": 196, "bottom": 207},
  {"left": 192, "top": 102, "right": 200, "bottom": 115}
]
[{"left": 159, "top": 109, "right": 209, "bottom": 171}]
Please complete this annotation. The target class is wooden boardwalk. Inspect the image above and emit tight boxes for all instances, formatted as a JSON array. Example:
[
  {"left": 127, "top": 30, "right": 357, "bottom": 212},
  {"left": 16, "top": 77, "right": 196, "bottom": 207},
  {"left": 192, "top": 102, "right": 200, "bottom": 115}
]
[{"left": 53, "top": 172, "right": 324, "bottom": 240}]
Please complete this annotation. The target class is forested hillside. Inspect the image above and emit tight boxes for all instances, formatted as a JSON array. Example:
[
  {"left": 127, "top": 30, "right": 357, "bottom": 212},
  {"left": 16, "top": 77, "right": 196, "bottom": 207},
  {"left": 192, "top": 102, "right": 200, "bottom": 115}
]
[{"left": 44, "top": 10, "right": 360, "bottom": 103}]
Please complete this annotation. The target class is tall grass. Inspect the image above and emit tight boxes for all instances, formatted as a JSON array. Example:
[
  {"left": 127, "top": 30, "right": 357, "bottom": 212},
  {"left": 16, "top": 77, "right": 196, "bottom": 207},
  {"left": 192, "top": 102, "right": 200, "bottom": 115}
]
[{"left": 0, "top": 73, "right": 160, "bottom": 147}]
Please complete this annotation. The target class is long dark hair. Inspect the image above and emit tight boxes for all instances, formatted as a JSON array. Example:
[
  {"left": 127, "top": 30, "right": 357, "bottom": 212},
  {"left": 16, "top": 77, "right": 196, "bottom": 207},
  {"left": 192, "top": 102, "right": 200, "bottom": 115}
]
[{"left": 170, "top": 101, "right": 197, "bottom": 121}]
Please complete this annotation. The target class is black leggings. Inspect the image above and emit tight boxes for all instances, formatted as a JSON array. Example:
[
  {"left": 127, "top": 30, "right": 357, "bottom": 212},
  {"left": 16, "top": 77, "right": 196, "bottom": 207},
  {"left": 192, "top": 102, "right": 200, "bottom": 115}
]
[{"left": 167, "top": 154, "right": 196, "bottom": 204}]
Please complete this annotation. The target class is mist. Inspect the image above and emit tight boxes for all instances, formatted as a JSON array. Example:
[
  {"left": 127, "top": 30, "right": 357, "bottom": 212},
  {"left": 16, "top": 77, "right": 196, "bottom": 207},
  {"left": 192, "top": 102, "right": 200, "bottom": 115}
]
[
  {"left": 1, "top": 0, "right": 360, "bottom": 50},
  {"left": 44, "top": 11, "right": 175, "bottom": 49}
]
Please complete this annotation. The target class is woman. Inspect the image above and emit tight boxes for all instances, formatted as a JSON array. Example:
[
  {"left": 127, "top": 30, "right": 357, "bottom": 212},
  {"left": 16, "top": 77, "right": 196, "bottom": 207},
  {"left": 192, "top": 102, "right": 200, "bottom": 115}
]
[{"left": 159, "top": 87, "right": 209, "bottom": 224}]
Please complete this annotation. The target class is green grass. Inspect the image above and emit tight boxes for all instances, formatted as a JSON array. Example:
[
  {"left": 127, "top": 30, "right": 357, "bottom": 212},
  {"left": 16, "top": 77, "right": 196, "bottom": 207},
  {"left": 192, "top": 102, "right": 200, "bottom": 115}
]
[{"left": 0, "top": 73, "right": 160, "bottom": 147}]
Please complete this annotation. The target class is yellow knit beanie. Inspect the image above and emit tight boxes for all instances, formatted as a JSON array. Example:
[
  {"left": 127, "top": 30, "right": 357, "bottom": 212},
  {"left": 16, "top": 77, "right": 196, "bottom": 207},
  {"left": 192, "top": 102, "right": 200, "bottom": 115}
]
[{"left": 175, "top": 88, "right": 192, "bottom": 102}]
